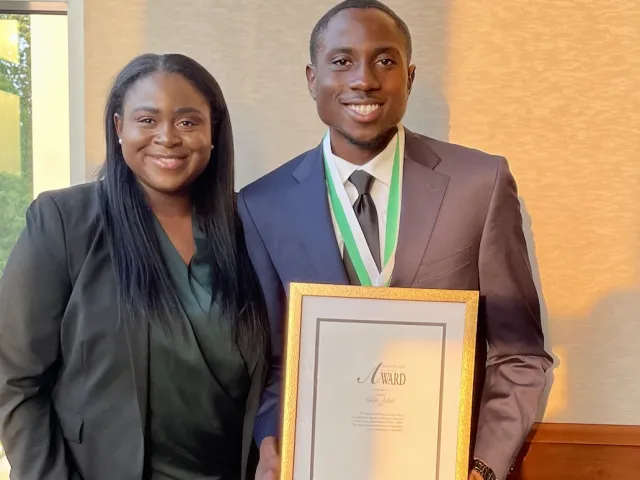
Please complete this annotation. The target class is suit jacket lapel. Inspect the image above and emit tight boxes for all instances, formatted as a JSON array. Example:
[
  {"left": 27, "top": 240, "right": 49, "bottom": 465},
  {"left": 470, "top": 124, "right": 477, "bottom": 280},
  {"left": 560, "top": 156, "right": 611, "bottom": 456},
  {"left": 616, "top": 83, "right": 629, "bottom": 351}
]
[
  {"left": 97, "top": 240, "right": 148, "bottom": 435},
  {"left": 123, "top": 314, "right": 149, "bottom": 433},
  {"left": 391, "top": 130, "right": 449, "bottom": 287},
  {"left": 287, "top": 145, "right": 349, "bottom": 285}
]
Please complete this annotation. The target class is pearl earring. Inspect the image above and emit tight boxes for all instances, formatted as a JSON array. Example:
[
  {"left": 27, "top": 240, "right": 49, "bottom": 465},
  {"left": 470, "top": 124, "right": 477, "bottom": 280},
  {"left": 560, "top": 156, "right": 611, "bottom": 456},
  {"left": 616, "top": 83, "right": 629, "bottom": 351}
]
[
  {"left": 211, "top": 145, "right": 215, "bottom": 150},
  {"left": 118, "top": 138, "right": 122, "bottom": 145}
]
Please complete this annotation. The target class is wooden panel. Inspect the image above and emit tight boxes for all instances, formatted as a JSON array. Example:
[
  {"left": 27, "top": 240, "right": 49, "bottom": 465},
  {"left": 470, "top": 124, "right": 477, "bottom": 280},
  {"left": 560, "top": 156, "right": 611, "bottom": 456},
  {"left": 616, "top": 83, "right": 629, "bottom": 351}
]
[{"left": 508, "top": 423, "right": 640, "bottom": 479}]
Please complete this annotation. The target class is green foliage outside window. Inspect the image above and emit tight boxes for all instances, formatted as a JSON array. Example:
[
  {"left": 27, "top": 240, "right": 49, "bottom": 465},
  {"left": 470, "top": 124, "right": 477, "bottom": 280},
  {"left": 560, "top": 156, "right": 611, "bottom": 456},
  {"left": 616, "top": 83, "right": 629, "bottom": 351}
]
[{"left": 0, "top": 14, "right": 33, "bottom": 271}]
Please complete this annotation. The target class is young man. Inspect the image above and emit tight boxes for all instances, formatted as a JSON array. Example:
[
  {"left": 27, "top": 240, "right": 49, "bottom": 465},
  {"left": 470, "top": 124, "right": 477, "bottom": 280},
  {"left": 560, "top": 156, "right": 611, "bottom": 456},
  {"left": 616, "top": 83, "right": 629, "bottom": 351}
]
[{"left": 240, "top": 2, "right": 552, "bottom": 479}]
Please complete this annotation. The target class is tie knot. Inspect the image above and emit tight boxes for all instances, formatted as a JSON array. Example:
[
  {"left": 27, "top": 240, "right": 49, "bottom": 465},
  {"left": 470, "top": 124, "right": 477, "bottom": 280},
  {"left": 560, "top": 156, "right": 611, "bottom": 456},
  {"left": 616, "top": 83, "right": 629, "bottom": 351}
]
[{"left": 349, "top": 170, "right": 375, "bottom": 196}]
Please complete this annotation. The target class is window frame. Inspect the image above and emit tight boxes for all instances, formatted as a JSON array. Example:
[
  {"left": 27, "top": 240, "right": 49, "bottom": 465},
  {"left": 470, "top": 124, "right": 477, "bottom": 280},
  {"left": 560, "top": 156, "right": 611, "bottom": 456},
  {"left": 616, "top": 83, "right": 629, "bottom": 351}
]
[
  {"left": 0, "top": 1, "right": 66, "bottom": 15},
  {"left": 0, "top": 0, "right": 84, "bottom": 187}
]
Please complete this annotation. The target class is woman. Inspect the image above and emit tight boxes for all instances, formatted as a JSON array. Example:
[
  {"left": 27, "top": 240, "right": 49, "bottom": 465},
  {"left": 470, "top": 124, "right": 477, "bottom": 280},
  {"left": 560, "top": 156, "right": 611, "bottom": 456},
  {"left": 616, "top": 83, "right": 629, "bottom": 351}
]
[{"left": 0, "top": 53, "right": 270, "bottom": 480}]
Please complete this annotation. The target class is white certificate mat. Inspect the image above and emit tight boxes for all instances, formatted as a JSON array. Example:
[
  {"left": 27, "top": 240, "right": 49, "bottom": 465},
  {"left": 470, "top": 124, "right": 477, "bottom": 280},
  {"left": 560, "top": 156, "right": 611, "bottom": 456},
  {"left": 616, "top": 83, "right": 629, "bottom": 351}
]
[{"left": 282, "top": 284, "right": 478, "bottom": 480}]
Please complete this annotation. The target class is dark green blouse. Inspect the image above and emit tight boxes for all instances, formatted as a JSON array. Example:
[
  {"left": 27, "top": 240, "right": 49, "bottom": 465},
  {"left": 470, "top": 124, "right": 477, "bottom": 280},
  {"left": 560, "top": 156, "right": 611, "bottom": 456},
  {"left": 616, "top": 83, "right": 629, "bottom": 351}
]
[{"left": 149, "top": 217, "right": 251, "bottom": 480}]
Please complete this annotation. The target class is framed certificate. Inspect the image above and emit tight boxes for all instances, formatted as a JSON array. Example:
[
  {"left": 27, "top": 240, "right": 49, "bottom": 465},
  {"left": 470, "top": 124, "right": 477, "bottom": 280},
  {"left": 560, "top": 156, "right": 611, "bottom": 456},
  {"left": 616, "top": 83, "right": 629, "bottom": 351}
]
[{"left": 280, "top": 283, "right": 479, "bottom": 480}]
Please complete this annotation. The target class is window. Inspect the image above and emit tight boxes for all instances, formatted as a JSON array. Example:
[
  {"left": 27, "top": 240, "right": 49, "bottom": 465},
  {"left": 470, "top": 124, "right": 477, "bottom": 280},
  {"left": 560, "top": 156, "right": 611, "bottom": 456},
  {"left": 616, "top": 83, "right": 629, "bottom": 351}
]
[
  {"left": 0, "top": 2, "right": 69, "bottom": 273},
  {"left": 0, "top": 2, "right": 69, "bottom": 476}
]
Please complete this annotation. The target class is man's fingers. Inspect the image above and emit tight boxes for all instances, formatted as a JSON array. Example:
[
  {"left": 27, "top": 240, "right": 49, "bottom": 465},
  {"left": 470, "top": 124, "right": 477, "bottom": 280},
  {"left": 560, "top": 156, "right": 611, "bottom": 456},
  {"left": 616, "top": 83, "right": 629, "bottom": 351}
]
[
  {"left": 264, "top": 469, "right": 278, "bottom": 480},
  {"left": 262, "top": 455, "right": 280, "bottom": 472},
  {"left": 257, "top": 436, "right": 281, "bottom": 480},
  {"left": 257, "top": 461, "right": 280, "bottom": 480},
  {"left": 259, "top": 436, "right": 279, "bottom": 458}
]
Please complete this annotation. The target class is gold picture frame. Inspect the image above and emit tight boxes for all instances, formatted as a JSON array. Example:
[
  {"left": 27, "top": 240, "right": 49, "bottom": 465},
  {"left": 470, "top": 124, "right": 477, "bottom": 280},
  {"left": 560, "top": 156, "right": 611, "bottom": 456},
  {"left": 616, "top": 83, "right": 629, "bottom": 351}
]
[{"left": 280, "top": 283, "right": 479, "bottom": 480}]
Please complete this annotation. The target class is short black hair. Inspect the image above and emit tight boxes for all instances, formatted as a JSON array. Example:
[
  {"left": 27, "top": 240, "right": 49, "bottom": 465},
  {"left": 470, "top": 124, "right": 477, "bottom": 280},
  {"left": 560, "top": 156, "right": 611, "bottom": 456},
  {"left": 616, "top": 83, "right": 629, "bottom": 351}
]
[{"left": 309, "top": 0, "right": 412, "bottom": 64}]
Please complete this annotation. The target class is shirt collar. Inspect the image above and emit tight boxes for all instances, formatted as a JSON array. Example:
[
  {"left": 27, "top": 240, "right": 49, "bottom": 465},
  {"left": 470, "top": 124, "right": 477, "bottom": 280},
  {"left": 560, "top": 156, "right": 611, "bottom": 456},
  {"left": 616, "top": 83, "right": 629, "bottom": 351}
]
[{"left": 322, "top": 124, "right": 403, "bottom": 187}]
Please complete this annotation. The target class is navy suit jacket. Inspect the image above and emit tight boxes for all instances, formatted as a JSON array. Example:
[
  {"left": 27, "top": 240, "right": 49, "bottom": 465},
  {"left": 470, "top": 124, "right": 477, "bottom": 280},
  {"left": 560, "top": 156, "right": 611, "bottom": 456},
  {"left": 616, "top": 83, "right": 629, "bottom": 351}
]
[{"left": 238, "top": 129, "right": 552, "bottom": 480}]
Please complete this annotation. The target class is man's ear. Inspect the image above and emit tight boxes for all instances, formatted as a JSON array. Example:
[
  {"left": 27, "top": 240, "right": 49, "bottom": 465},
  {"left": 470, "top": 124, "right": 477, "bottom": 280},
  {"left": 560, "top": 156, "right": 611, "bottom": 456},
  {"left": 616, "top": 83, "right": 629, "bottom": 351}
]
[
  {"left": 407, "top": 65, "right": 416, "bottom": 95},
  {"left": 306, "top": 64, "right": 318, "bottom": 100}
]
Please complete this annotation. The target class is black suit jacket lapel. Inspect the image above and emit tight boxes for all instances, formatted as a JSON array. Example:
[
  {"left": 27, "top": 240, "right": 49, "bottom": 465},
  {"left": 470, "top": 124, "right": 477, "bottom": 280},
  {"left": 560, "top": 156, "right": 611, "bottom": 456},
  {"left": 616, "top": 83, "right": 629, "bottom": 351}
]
[{"left": 123, "top": 311, "right": 149, "bottom": 433}]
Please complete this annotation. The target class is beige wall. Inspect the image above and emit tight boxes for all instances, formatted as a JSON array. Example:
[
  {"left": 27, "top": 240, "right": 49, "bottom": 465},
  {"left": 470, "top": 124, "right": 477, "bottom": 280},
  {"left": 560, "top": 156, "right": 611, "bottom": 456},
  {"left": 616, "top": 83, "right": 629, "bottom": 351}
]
[
  {"left": 80, "top": 0, "right": 640, "bottom": 425},
  {"left": 443, "top": 0, "right": 640, "bottom": 425},
  {"left": 83, "top": 0, "right": 146, "bottom": 176}
]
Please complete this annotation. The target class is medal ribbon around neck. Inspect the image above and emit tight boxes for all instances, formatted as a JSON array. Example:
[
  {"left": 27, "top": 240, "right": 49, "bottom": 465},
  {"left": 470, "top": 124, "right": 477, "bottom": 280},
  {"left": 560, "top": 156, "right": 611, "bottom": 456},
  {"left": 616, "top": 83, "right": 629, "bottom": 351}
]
[{"left": 323, "top": 129, "right": 403, "bottom": 287}]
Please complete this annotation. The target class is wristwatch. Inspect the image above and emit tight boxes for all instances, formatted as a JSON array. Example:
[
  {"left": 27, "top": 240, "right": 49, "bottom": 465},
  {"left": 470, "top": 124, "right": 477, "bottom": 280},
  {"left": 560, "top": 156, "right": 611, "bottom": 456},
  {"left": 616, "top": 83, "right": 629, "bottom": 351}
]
[{"left": 473, "top": 458, "right": 497, "bottom": 480}]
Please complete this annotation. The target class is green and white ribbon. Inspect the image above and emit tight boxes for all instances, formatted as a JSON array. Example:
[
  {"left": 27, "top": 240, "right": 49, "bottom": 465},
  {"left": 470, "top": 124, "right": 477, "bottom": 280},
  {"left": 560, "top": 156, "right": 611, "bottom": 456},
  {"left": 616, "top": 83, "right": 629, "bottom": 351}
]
[{"left": 323, "top": 125, "right": 404, "bottom": 287}]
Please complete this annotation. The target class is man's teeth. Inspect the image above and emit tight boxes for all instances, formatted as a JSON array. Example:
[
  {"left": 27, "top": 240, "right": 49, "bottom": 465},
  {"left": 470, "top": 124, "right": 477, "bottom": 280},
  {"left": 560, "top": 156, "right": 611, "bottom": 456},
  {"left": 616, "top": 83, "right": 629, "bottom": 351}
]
[{"left": 347, "top": 104, "right": 380, "bottom": 115}]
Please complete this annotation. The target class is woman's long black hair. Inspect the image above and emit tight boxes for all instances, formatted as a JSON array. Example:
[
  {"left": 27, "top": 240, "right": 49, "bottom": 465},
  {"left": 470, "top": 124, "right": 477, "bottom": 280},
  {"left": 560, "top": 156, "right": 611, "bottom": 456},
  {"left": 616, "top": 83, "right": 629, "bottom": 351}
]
[{"left": 98, "top": 53, "right": 268, "bottom": 348}]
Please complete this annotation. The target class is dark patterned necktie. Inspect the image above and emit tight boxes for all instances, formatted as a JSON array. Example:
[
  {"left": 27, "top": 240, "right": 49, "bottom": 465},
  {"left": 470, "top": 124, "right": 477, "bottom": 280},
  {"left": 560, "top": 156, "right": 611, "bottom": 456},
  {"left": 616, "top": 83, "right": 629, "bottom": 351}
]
[{"left": 343, "top": 170, "right": 381, "bottom": 285}]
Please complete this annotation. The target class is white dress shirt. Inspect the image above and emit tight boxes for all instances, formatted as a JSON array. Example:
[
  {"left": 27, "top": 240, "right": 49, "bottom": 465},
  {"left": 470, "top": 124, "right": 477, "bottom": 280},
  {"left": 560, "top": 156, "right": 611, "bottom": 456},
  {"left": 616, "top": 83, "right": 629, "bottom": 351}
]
[{"left": 322, "top": 125, "right": 405, "bottom": 263}]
